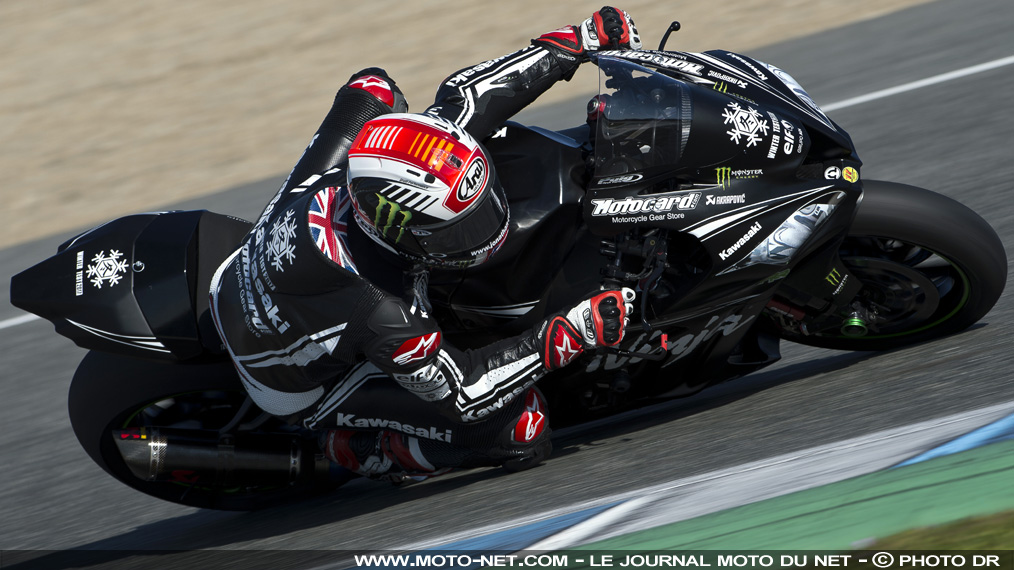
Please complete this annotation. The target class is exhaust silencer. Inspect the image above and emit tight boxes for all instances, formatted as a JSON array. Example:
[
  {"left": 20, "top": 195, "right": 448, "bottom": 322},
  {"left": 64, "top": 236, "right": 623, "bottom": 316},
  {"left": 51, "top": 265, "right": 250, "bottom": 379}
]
[{"left": 113, "top": 427, "right": 310, "bottom": 486}]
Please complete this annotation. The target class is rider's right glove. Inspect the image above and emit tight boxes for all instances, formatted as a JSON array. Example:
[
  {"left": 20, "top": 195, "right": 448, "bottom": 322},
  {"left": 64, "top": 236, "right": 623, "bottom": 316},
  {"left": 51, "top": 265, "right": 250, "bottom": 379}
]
[
  {"left": 539, "top": 288, "right": 636, "bottom": 370},
  {"left": 533, "top": 7, "right": 642, "bottom": 61}
]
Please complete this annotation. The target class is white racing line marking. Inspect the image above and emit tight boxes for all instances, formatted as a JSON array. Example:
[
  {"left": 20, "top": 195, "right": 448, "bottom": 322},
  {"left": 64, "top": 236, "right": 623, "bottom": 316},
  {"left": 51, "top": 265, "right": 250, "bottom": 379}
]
[
  {"left": 391, "top": 400, "right": 1014, "bottom": 553},
  {"left": 0, "top": 313, "right": 40, "bottom": 330},
  {"left": 821, "top": 55, "right": 1014, "bottom": 112},
  {"left": 2, "top": 56, "right": 1012, "bottom": 337}
]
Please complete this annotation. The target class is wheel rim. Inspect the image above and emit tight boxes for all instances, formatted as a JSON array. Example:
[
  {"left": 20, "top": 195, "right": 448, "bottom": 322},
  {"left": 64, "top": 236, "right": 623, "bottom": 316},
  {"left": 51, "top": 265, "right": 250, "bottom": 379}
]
[
  {"left": 786, "top": 236, "right": 971, "bottom": 340},
  {"left": 842, "top": 256, "right": 941, "bottom": 334}
]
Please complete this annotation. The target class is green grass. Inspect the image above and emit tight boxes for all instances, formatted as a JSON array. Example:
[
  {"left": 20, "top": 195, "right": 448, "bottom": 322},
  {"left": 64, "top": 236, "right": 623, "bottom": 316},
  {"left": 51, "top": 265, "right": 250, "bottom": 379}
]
[{"left": 866, "top": 509, "right": 1014, "bottom": 549}]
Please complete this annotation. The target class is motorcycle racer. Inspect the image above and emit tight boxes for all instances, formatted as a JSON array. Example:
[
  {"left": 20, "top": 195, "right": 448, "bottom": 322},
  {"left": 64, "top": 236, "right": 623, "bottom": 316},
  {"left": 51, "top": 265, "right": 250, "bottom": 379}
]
[{"left": 210, "top": 7, "right": 640, "bottom": 482}]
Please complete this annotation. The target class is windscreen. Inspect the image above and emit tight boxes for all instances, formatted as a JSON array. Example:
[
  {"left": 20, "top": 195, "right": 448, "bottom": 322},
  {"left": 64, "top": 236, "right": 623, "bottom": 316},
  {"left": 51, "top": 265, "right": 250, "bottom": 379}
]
[{"left": 592, "top": 56, "right": 692, "bottom": 178}]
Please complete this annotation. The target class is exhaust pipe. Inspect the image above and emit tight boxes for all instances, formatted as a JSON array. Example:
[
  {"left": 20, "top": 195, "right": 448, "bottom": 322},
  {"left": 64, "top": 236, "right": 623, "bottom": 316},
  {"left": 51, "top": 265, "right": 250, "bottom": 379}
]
[{"left": 113, "top": 427, "right": 315, "bottom": 486}]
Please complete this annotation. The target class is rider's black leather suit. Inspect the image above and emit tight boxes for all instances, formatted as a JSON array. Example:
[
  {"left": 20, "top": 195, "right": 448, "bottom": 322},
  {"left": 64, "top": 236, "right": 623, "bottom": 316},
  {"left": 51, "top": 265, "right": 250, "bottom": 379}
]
[{"left": 210, "top": 43, "right": 582, "bottom": 464}]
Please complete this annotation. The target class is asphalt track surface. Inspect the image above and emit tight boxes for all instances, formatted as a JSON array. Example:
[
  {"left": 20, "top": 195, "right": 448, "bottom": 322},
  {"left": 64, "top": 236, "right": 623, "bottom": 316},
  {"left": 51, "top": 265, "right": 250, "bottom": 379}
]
[{"left": 2, "top": 0, "right": 1013, "bottom": 563}]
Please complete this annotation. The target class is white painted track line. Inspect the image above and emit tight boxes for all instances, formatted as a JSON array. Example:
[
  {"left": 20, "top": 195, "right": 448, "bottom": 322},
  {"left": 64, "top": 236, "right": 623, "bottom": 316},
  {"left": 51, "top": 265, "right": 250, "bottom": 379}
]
[{"left": 822, "top": 55, "right": 1014, "bottom": 112}]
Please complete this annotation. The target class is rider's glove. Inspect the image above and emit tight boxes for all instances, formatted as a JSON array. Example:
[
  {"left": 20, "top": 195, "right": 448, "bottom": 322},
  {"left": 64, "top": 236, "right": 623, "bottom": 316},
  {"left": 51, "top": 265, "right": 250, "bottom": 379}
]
[
  {"left": 539, "top": 288, "right": 636, "bottom": 370},
  {"left": 533, "top": 7, "right": 641, "bottom": 61}
]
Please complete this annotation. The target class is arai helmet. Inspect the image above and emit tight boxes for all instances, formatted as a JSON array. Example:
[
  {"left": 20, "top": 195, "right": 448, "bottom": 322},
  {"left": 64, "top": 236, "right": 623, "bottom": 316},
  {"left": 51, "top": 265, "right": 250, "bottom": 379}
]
[{"left": 347, "top": 113, "right": 508, "bottom": 268}]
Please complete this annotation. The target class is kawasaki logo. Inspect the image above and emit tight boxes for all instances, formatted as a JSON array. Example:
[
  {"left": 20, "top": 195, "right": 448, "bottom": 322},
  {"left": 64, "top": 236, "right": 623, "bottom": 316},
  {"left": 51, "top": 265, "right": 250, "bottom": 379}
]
[
  {"left": 590, "top": 193, "right": 701, "bottom": 216},
  {"left": 335, "top": 413, "right": 453, "bottom": 442},
  {"left": 718, "top": 221, "right": 763, "bottom": 261},
  {"left": 461, "top": 382, "right": 532, "bottom": 422},
  {"left": 374, "top": 194, "right": 412, "bottom": 244}
]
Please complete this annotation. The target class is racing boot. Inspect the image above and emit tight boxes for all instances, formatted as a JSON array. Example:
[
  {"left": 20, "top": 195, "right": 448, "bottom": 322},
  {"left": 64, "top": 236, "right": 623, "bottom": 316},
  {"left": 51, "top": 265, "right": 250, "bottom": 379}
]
[{"left": 320, "top": 429, "right": 449, "bottom": 483}]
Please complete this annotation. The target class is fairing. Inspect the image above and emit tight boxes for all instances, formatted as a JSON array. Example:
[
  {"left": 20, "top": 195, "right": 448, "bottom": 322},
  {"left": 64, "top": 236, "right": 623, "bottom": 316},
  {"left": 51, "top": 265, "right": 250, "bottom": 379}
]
[{"left": 10, "top": 210, "right": 251, "bottom": 360}]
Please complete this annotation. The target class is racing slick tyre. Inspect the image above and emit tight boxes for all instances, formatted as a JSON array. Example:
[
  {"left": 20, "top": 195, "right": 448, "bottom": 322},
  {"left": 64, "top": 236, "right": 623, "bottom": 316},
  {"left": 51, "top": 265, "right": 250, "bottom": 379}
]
[{"left": 777, "top": 180, "right": 1007, "bottom": 351}]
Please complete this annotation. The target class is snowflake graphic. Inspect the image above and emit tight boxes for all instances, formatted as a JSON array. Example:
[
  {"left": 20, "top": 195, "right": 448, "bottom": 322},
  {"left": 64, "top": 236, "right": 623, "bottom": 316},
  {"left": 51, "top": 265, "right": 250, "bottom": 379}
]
[
  {"left": 86, "top": 249, "right": 129, "bottom": 289},
  {"left": 268, "top": 209, "right": 298, "bottom": 271},
  {"left": 722, "top": 102, "right": 770, "bottom": 147}
]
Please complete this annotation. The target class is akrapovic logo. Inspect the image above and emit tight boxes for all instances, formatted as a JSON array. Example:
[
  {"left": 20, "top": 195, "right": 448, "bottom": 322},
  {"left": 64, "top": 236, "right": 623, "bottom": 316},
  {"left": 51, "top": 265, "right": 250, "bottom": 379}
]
[
  {"left": 590, "top": 193, "right": 701, "bottom": 216},
  {"left": 335, "top": 413, "right": 453, "bottom": 442},
  {"left": 718, "top": 221, "right": 763, "bottom": 261},
  {"left": 706, "top": 194, "right": 747, "bottom": 206}
]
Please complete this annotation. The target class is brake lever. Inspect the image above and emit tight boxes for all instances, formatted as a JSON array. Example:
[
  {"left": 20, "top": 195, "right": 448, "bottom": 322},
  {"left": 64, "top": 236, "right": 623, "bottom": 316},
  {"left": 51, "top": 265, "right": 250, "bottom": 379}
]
[{"left": 658, "top": 21, "right": 682, "bottom": 51}]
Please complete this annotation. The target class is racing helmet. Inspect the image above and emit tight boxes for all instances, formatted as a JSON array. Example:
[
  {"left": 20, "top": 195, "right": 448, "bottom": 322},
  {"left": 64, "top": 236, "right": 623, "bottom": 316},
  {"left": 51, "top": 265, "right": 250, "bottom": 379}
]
[{"left": 347, "top": 113, "right": 509, "bottom": 268}]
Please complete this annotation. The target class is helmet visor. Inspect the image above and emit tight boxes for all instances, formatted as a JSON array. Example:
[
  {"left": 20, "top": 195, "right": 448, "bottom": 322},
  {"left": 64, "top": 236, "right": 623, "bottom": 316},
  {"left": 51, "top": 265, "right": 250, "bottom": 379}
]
[{"left": 414, "top": 180, "right": 508, "bottom": 261}]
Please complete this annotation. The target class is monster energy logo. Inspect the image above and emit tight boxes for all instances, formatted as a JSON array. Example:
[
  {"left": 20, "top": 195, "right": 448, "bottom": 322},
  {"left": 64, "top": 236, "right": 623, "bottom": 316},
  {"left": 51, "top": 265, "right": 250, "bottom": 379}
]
[
  {"left": 826, "top": 268, "right": 842, "bottom": 286},
  {"left": 717, "top": 167, "right": 732, "bottom": 188},
  {"left": 374, "top": 194, "right": 412, "bottom": 244},
  {"left": 713, "top": 81, "right": 729, "bottom": 93}
]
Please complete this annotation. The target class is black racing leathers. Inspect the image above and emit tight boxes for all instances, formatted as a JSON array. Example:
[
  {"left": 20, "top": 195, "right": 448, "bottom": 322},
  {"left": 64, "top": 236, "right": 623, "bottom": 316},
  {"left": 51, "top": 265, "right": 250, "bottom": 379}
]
[{"left": 210, "top": 44, "right": 581, "bottom": 426}]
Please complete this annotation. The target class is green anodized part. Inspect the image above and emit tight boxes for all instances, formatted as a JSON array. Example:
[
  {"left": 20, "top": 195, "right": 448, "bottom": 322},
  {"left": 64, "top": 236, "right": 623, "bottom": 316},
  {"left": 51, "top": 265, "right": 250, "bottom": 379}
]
[
  {"left": 841, "top": 316, "right": 868, "bottom": 337},
  {"left": 374, "top": 194, "right": 412, "bottom": 244}
]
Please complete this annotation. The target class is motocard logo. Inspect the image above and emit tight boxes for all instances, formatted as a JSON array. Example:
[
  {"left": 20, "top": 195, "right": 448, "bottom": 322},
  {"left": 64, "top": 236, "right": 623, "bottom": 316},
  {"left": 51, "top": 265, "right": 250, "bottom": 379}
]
[
  {"left": 457, "top": 157, "right": 486, "bottom": 202},
  {"left": 392, "top": 332, "right": 441, "bottom": 366},
  {"left": 590, "top": 193, "right": 701, "bottom": 216},
  {"left": 718, "top": 221, "right": 763, "bottom": 261},
  {"left": 706, "top": 194, "right": 747, "bottom": 206},
  {"left": 335, "top": 413, "right": 453, "bottom": 442}
]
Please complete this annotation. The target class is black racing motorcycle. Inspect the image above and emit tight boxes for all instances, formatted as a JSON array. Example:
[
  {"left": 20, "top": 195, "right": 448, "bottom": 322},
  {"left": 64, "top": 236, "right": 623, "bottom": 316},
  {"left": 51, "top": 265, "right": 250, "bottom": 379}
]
[{"left": 10, "top": 31, "right": 1006, "bottom": 509}]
